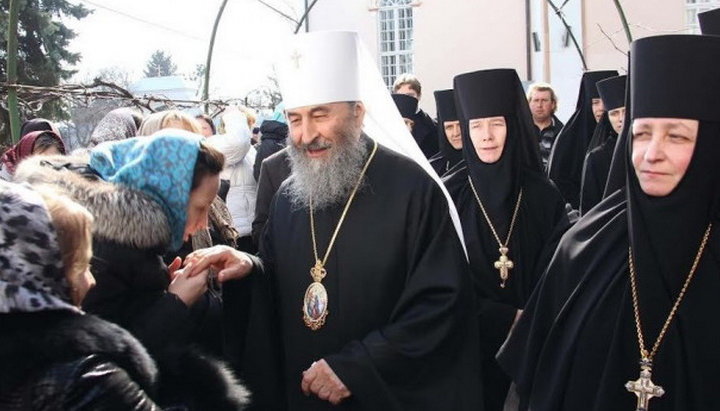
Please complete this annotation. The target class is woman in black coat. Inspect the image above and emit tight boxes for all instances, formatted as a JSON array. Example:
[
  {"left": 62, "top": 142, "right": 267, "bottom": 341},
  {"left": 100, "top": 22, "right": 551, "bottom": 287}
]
[
  {"left": 0, "top": 181, "right": 249, "bottom": 410},
  {"left": 15, "top": 130, "right": 228, "bottom": 358}
]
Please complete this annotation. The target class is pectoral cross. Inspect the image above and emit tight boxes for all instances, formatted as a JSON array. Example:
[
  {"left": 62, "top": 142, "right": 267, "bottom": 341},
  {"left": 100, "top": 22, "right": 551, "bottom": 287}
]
[
  {"left": 626, "top": 359, "right": 665, "bottom": 411},
  {"left": 290, "top": 50, "right": 302, "bottom": 69},
  {"left": 494, "top": 246, "right": 514, "bottom": 288}
]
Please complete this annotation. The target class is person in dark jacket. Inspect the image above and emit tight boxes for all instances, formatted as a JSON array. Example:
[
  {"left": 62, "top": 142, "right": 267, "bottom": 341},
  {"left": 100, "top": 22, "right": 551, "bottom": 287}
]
[
  {"left": 253, "top": 106, "right": 289, "bottom": 181},
  {"left": 14, "top": 130, "right": 227, "bottom": 359},
  {"left": 0, "top": 180, "right": 249, "bottom": 410},
  {"left": 251, "top": 147, "right": 291, "bottom": 248},
  {"left": 393, "top": 73, "right": 439, "bottom": 158}
]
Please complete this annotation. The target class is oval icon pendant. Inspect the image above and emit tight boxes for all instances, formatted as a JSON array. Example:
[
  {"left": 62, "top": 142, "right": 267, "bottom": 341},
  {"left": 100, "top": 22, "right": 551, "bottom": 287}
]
[{"left": 303, "top": 282, "right": 329, "bottom": 330}]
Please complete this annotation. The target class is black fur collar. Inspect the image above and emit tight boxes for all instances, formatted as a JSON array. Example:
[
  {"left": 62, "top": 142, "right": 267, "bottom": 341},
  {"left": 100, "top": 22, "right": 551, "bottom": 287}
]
[{"left": 0, "top": 311, "right": 157, "bottom": 393}]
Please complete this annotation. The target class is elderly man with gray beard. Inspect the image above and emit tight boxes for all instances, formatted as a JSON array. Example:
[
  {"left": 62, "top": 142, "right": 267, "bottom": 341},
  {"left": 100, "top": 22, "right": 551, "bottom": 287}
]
[{"left": 181, "top": 31, "right": 481, "bottom": 411}]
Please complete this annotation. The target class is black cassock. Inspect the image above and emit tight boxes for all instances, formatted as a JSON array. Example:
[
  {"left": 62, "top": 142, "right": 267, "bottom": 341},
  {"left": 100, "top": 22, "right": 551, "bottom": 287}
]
[{"left": 242, "top": 137, "right": 481, "bottom": 410}]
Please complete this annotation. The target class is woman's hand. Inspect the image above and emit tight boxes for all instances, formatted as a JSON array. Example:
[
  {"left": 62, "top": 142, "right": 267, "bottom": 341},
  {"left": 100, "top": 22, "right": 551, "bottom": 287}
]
[{"left": 168, "top": 268, "right": 209, "bottom": 307}]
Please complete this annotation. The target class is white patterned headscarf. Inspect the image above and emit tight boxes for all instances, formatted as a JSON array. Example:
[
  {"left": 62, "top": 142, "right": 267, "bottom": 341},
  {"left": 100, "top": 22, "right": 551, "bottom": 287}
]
[{"left": 0, "top": 181, "right": 80, "bottom": 313}]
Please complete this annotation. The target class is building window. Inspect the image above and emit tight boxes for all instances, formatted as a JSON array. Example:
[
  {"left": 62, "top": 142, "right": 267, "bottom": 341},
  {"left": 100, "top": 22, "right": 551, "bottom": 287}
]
[
  {"left": 686, "top": 0, "right": 720, "bottom": 33},
  {"left": 378, "top": 0, "right": 414, "bottom": 88}
]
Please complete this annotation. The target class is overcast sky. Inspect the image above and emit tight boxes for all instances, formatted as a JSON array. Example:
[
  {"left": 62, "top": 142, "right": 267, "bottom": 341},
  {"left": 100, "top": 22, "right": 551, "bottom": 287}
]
[{"left": 64, "top": 0, "right": 305, "bottom": 99}]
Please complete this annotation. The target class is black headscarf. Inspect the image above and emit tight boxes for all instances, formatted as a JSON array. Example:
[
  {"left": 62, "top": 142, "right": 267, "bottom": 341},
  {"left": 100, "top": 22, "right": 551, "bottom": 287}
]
[
  {"left": 391, "top": 93, "right": 418, "bottom": 119},
  {"left": 499, "top": 34, "right": 720, "bottom": 411},
  {"left": 431, "top": 89, "right": 463, "bottom": 169},
  {"left": 699, "top": 7, "right": 720, "bottom": 35},
  {"left": 548, "top": 70, "right": 618, "bottom": 208}
]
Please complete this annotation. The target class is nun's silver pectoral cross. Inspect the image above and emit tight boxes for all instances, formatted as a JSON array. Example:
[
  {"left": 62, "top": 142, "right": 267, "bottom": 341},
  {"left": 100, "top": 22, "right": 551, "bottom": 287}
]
[
  {"left": 494, "top": 246, "right": 514, "bottom": 288},
  {"left": 626, "top": 362, "right": 665, "bottom": 411}
]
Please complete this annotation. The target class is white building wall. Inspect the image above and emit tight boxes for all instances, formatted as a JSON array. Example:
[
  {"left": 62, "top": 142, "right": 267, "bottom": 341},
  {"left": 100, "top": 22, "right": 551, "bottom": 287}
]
[{"left": 307, "top": 0, "right": 690, "bottom": 120}]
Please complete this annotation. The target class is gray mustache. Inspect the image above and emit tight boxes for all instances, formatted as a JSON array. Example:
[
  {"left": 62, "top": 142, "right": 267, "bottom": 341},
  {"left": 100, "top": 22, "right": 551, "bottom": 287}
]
[{"left": 299, "top": 139, "right": 332, "bottom": 151}]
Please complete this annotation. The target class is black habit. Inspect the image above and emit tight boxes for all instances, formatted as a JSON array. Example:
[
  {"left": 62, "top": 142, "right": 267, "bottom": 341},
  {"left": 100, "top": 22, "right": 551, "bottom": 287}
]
[
  {"left": 443, "top": 69, "right": 570, "bottom": 411},
  {"left": 243, "top": 136, "right": 481, "bottom": 410},
  {"left": 498, "top": 34, "right": 720, "bottom": 411}
]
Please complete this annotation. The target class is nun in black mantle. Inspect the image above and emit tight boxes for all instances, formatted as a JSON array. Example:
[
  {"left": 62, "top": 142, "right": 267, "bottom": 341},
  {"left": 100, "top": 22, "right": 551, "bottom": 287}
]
[
  {"left": 442, "top": 68, "right": 570, "bottom": 411},
  {"left": 499, "top": 34, "right": 720, "bottom": 411},
  {"left": 580, "top": 75, "right": 627, "bottom": 214},
  {"left": 428, "top": 89, "right": 463, "bottom": 176},
  {"left": 547, "top": 70, "right": 618, "bottom": 209}
]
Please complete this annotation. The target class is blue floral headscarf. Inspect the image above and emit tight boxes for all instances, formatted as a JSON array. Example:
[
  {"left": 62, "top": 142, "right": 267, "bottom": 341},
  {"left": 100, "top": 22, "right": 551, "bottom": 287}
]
[{"left": 89, "top": 130, "right": 202, "bottom": 251}]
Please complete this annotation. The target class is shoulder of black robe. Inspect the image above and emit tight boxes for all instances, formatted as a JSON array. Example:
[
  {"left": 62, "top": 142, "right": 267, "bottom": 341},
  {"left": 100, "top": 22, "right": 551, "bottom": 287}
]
[
  {"left": 496, "top": 189, "right": 628, "bottom": 410},
  {"left": 428, "top": 151, "right": 454, "bottom": 177},
  {"left": 247, "top": 137, "right": 482, "bottom": 410},
  {"left": 410, "top": 109, "right": 439, "bottom": 158},
  {"left": 580, "top": 133, "right": 617, "bottom": 214},
  {"left": 547, "top": 70, "right": 618, "bottom": 209}
]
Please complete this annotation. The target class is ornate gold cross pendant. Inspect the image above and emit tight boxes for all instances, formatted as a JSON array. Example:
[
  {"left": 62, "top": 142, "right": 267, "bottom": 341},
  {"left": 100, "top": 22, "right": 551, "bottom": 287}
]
[{"left": 494, "top": 246, "right": 514, "bottom": 288}]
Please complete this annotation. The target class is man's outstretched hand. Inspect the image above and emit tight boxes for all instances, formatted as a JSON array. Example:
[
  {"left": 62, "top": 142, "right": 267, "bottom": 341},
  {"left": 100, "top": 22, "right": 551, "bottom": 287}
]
[{"left": 183, "top": 245, "right": 254, "bottom": 282}]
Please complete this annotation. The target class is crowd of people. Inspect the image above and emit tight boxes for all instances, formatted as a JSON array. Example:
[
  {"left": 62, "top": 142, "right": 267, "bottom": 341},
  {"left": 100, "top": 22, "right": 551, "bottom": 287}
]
[{"left": 2, "top": 7, "right": 720, "bottom": 411}]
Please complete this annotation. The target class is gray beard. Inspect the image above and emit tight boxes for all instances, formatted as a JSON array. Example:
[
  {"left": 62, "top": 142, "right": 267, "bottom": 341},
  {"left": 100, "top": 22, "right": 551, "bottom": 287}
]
[{"left": 286, "top": 132, "right": 369, "bottom": 211}]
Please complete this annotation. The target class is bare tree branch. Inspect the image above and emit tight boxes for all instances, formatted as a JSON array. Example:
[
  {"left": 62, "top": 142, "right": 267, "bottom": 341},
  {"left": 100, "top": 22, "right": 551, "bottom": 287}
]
[
  {"left": 559, "top": 0, "right": 571, "bottom": 11},
  {"left": 546, "top": 0, "right": 587, "bottom": 70},
  {"left": 294, "top": 0, "right": 320, "bottom": 34},
  {"left": 612, "top": 0, "right": 633, "bottom": 43},
  {"left": 597, "top": 24, "right": 628, "bottom": 57},
  {"left": 257, "top": 0, "right": 298, "bottom": 23}
]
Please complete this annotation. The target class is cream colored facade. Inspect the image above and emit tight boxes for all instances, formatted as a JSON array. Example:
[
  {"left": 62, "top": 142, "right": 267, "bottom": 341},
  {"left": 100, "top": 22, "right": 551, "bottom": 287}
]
[{"left": 306, "top": 0, "right": 696, "bottom": 121}]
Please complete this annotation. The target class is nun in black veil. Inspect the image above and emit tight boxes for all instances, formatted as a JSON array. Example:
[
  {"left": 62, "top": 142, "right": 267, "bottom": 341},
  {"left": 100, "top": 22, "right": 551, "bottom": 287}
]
[
  {"left": 499, "top": 34, "right": 720, "bottom": 411},
  {"left": 547, "top": 70, "right": 618, "bottom": 209},
  {"left": 442, "top": 68, "right": 570, "bottom": 411}
]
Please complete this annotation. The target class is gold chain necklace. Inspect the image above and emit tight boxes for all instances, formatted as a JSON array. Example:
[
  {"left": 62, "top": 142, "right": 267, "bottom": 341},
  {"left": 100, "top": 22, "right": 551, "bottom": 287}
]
[
  {"left": 468, "top": 176, "right": 523, "bottom": 288},
  {"left": 625, "top": 223, "right": 712, "bottom": 411},
  {"left": 303, "top": 140, "right": 378, "bottom": 330}
]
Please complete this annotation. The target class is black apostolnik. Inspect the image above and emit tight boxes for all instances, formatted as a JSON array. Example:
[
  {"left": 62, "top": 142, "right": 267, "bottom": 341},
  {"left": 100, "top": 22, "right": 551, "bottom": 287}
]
[
  {"left": 442, "top": 68, "right": 570, "bottom": 411},
  {"left": 498, "top": 34, "right": 720, "bottom": 411}
]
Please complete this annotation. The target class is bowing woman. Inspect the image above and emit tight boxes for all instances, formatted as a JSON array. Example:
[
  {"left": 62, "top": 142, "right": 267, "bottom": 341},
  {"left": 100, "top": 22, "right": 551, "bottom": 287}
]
[
  {"left": 499, "top": 34, "right": 720, "bottom": 411},
  {"left": 442, "top": 68, "right": 570, "bottom": 411}
]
